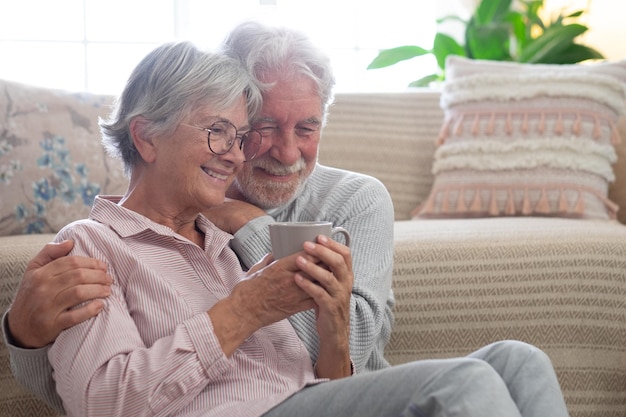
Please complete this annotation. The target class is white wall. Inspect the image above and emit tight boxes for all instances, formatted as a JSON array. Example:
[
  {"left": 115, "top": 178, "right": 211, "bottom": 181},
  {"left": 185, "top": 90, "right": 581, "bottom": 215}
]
[{"left": 582, "top": 0, "right": 626, "bottom": 60}]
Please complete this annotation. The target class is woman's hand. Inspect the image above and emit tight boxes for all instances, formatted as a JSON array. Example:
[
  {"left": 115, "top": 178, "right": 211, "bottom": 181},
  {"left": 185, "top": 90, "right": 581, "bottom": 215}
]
[
  {"left": 245, "top": 253, "right": 274, "bottom": 276},
  {"left": 208, "top": 252, "right": 318, "bottom": 356}
]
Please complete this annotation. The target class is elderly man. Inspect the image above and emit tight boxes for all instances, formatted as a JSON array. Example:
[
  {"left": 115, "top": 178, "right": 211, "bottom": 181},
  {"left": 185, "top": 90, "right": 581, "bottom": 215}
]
[{"left": 3, "top": 21, "right": 395, "bottom": 412}]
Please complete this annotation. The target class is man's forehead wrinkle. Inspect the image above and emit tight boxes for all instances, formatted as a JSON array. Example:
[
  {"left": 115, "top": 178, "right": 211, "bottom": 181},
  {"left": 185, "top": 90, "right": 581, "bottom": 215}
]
[{"left": 253, "top": 116, "right": 276, "bottom": 124}]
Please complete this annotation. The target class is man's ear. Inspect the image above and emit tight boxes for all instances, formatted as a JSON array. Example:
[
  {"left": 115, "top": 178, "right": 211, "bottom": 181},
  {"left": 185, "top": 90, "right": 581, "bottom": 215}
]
[{"left": 130, "top": 116, "right": 157, "bottom": 163}]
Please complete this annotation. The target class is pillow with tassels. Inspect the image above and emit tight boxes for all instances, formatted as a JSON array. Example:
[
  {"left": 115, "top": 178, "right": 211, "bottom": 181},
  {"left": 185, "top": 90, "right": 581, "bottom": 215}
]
[{"left": 413, "top": 56, "right": 626, "bottom": 220}]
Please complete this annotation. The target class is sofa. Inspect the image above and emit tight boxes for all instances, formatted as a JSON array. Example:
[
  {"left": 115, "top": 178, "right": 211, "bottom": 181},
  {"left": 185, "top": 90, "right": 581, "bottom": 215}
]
[{"left": 1, "top": 71, "right": 625, "bottom": 417}]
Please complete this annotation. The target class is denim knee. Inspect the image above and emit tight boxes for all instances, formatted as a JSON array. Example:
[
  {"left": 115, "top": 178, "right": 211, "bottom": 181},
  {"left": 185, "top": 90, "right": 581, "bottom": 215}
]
[{"left": 487, "top": 340, "right": 553, "bottom": 368}]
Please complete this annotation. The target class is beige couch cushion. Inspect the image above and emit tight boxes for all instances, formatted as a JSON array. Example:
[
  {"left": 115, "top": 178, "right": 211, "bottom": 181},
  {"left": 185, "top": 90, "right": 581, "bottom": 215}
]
[
  {"left": 389, "top": 216, "right": 626, "bottom": 417},
  {"left": 321, "top": 91, "right": 441, "bottom": 221}
]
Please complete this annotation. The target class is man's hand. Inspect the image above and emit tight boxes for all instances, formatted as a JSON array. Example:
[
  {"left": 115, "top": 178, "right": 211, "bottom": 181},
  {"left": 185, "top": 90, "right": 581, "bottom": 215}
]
[
  {"left": 8, "top": 240, "right": 112, "bottom": 348},
  {"left": 296, "top": 236, "right": 354, "bottom": 379},
  {"left": 202, "top": 198, "right": 266, "bottom": 234}
]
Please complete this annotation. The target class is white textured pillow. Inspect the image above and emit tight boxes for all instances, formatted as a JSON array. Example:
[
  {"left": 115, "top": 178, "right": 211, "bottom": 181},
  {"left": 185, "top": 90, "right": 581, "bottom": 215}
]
[{"left": 413, "top": 56, "right": 626, "bottom": 220}]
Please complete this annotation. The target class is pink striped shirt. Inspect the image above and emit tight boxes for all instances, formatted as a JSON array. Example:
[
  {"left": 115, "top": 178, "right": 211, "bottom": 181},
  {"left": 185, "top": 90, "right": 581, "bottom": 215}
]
[{"left": 48, "top": 196, "right": 322, "bottom": 417}]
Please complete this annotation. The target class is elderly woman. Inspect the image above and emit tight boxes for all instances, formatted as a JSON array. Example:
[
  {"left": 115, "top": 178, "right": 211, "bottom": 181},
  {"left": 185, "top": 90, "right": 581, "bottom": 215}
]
[
  {"left": 48, "top": 41, "right": 351, "bottom": 416},
  {"left": 47, "top": 41, "right": 570, "bottom": 417}
]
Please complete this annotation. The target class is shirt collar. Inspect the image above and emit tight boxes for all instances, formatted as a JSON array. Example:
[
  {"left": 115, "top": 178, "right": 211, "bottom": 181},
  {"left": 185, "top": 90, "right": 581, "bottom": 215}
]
[{"left": 89, "top": 196, "right": 233, "bottom": 248}]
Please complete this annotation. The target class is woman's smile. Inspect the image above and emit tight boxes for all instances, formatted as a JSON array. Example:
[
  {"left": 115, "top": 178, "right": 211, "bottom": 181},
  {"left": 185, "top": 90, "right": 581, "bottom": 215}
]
[{"left": 202, "top": 166, "right": 231, "bottom": 182}]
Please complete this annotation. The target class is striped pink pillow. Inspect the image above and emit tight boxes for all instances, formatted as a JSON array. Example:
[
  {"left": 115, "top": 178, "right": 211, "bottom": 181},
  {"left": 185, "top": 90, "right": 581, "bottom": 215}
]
[{"left": 413, "top": 56, "right": 626, "bottom": 220}]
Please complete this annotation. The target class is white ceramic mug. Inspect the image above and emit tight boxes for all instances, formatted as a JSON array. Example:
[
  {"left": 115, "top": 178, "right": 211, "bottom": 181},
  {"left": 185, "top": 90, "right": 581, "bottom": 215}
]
[{"left": 269, "top": 221, "right": 351, "bottom": 259}]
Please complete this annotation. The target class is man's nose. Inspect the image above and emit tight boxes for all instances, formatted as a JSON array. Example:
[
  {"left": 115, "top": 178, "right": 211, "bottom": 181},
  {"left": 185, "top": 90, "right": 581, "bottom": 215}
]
[{"left": 269, "top": 130, "right": 301, "bottom": 165}]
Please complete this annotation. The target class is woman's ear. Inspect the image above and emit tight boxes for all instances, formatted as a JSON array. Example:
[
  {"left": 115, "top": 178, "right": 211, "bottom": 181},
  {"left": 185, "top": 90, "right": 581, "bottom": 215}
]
[{"left": 129, "top": 116, "right": 156, "bottom": 163}]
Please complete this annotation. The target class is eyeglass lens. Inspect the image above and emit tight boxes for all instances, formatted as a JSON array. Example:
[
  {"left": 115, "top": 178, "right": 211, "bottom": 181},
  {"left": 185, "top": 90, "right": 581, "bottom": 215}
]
[{"left": 208, "top": 121, "right": 262, "bottom": 161}]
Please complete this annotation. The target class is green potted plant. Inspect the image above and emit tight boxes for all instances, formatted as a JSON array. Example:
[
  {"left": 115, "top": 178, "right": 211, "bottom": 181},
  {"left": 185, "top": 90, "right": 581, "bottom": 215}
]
[{"left": 367, "top": 0, "right": 605, "bottom": 87}]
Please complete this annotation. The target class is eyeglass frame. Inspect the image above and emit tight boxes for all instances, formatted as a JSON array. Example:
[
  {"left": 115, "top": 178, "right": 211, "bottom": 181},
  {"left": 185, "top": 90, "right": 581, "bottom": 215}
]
[{"left": 180, "top": 120, "right": 262, "bottom": 161}]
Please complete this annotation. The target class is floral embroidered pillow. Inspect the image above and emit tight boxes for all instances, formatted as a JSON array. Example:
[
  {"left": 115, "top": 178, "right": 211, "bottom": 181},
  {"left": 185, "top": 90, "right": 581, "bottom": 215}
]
[
  {"left": 413, "top": 56, "right": 626, "bottom": 220},
  {"left": 0, "top": 79, "right": 127, "bottom": 236}
]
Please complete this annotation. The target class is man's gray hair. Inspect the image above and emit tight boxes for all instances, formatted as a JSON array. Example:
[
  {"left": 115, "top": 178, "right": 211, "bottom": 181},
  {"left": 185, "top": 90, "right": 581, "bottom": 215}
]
[
  {"left": 100, "top": 41, "right": 262, "bottom": 176},
  {"left": 219, "top": 21, "right": 336, "bottom": 124}
]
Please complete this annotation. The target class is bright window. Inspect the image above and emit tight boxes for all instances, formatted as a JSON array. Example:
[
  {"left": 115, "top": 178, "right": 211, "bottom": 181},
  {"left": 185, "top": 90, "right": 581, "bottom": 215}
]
[{"left": 0, "top": 0, "right": 438, "bottom": 94}]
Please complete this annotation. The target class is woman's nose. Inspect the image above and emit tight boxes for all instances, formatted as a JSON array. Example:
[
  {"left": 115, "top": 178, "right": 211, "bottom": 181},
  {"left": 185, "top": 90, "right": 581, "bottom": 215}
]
[{"left": 220, "top": 142, "right": 246, "bottom": 165}]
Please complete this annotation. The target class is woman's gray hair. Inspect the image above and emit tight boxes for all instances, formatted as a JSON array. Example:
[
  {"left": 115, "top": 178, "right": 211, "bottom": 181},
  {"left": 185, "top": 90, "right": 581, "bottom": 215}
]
[
  {"left": 219, "top": 21, "right": 335, "bottom": 124},
  {"left": 100, "top": 41, "right": 262, "bottom": 176}
]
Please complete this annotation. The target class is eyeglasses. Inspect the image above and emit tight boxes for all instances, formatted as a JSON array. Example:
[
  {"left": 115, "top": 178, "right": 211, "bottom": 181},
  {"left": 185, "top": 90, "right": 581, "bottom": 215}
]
[{"left": 181, "top": 120, "right": 262, "bottom": 161}]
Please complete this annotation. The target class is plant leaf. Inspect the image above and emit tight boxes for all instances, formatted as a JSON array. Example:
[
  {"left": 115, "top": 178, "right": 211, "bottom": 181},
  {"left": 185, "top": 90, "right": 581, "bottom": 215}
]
[
  {"left": 364, "top": 0, "right": 602, "bottom": 81},
  {"left": 466, "top": 21, "right": 512, "bottom": 60},
  {"left": 409, "top": 73, "right": 442, "bottom": 87},
  {"left": 565, "top": 10, "right": 584, "bottom": 19},
  {"left": 474, "top": 0, "right": 513, "bottom": 25},
  {"left": 520, "top": 0, "right": 545, "bottom": 32},
  {"left": 522, "top": 0, "right": 544, "bottom": 20},
  {"left": 436, "top": 15, "right": 466, "bottom": 25},
  {"left": 367, "top": 46, "right": 430, "bottom": 69},
  {"left": 518, "top": 23, "right": 588, "bottom": 63},
  {"left": 534, "top": 43, "right": 605, "bottom": 64},
  {"left": 506, "top": 11, "right": 527, "bottom": 56},
  {"left": 432, "top": 33, "right": 466, "bottom": 70}
]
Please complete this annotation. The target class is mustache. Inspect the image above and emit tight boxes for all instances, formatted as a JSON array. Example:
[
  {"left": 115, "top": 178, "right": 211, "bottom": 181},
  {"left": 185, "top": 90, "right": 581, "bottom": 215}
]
[{"left": 249, "top": 156, "right": 306, "bottom": 175}]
